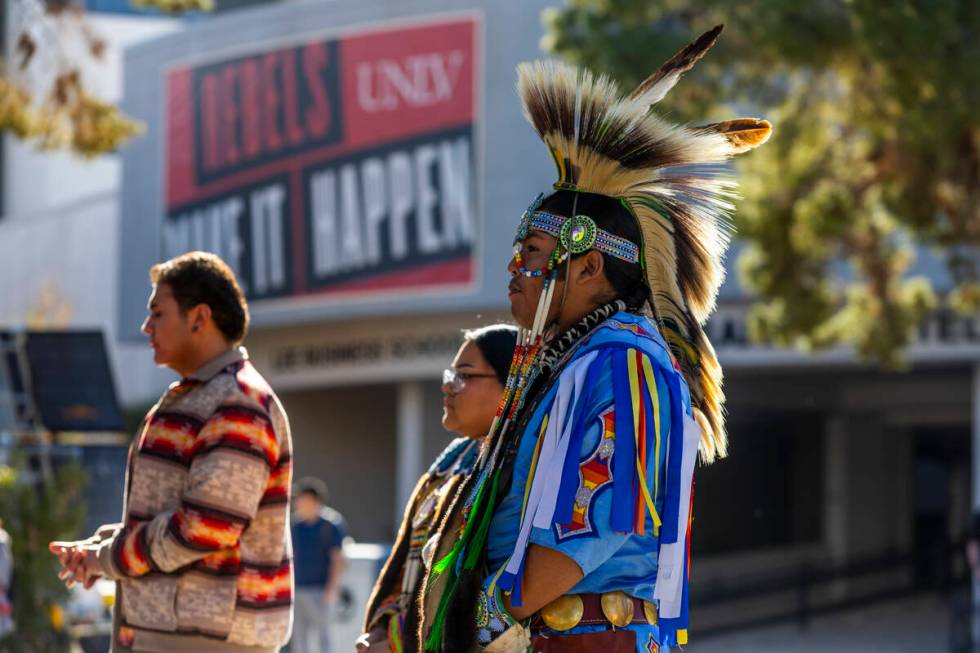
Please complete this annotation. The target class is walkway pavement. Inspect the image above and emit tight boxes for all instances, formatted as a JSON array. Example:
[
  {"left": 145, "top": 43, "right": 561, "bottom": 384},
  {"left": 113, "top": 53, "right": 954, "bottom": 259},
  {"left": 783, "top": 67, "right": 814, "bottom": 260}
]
[{"left": 689, "top": 594, "right": 950, "bottom": 653}]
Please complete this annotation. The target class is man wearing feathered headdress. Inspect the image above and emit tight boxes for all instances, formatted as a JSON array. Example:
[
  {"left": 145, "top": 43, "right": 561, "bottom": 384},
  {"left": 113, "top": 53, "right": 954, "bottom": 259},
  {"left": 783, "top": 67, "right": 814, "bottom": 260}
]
[{"left": 418, "top": 26, "right": 771, "bottom": 653}]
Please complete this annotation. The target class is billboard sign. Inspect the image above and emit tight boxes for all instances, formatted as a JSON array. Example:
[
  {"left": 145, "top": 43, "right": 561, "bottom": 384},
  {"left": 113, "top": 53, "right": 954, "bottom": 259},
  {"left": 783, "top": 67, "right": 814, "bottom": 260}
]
[{"left": 161, "top": 15, "right": 479, "bottom": 303}]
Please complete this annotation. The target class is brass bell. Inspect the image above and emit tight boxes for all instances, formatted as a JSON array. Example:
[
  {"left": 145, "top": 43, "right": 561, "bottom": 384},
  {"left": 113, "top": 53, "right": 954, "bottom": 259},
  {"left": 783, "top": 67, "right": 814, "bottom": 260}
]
[
  {"left": 600, "top": 591, "right": 634, "bottom": 627},
  {"left": 540, "top": 594, "right": 584, "bottom": 631},
  {"left": 642, "top": 600, "right": 658, "bottom": 625}
]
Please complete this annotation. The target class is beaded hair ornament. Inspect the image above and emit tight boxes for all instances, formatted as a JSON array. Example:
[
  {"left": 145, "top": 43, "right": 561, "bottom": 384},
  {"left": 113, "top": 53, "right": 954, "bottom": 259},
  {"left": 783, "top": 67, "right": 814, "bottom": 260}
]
[{"left": 513, "top": 193, "right": 641, "bottom": 279}]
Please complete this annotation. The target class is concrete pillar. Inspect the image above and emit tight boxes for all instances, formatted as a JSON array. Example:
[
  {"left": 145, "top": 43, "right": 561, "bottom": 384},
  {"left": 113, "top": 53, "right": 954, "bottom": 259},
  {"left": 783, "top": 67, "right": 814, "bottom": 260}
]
[
  {"left": 892, "top": 428, "right": 914, "bottom": 553},
  {"left": 824, "top": 415, "right": 849, "bottom": 561},
  {"left": 824, "top": 415, "right": 849, "bottom": 601},
  {"left": 395, "top": 381, "right": 425, "bottom": 526}
]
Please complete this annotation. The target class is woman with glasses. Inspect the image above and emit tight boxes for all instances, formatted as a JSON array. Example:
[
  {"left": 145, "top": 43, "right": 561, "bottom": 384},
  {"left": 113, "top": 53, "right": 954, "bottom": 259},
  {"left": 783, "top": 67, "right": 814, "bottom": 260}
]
[{"left": 356, "top": 324, "right": 518, "bottom": 653}]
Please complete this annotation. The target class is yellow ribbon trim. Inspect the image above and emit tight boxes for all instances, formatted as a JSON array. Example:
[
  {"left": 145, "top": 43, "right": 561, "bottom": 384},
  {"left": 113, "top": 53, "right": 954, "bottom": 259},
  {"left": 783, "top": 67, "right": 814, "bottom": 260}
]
[
  {"left": 491, "top": 415, "right": 548, "bottom": 598},
  {"left": 491, "top": 416, "right": 547, "bottom": 596},
  {"left": 487, "top": 562, "right": 508, "bottom": 597},
  {"left": 520, "top": 415, "right": 548, "bottom": 524},
  {"left": 641, "top": 354, "right": 662, "bottom": 506},
  {"left": 627, "top": 350, "right": 661, "bottom": 533}
]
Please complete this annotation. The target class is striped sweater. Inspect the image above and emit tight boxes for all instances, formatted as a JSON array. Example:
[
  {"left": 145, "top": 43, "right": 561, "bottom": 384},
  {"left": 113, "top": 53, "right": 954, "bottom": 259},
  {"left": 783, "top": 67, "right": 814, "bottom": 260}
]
[{"left": 96, "top": 347, "right": 292, "bottom": 652}]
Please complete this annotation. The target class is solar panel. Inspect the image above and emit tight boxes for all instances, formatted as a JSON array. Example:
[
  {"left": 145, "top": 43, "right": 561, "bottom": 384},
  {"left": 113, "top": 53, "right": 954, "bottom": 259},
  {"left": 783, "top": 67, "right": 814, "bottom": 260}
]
[{"left": 23, "top": 331, "right": 124, "bottom": 432}]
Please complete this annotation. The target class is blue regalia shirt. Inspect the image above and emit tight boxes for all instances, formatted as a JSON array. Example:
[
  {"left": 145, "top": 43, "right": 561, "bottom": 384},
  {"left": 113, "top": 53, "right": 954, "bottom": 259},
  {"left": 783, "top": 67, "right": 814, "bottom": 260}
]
[{"left": 484, "top": 311, "right": 694, "bottom": 651}]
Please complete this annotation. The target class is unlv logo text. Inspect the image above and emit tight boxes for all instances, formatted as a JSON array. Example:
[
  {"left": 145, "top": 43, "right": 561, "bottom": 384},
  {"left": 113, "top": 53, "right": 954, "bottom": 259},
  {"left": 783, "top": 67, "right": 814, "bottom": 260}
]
[{"left": 356, "top": 51, "right": 465, "bottom": 112}]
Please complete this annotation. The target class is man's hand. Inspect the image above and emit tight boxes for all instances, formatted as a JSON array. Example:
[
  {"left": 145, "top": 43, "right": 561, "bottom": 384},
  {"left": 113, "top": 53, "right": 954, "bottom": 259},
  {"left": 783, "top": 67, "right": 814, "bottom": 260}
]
[
  {"left": 49, "top": 540, "right": 84, "bottom": 586},
  {"left": 324, "top": 584, "right": 339, "bottom": 605},
  {"left": 49, "top": 541, "right": 103, "bottom": 589},
  {"left": 49, "top": 540, "right": 77, "bottom": 566},
  {"left": 71, "top": 548, "right": 103, "bottom": 589}
]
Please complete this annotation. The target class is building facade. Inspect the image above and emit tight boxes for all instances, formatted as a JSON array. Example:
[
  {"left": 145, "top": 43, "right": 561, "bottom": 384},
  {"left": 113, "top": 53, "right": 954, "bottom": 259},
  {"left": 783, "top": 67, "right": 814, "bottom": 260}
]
[{"left": 117, "top": 0, "right": 560, "bottom": 539}]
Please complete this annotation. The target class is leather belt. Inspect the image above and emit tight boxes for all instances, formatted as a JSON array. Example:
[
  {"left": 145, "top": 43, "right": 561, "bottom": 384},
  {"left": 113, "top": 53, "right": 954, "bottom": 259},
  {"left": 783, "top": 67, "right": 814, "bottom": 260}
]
[{"left": 533, "top": 592, "right": 658, "bottom": 632}]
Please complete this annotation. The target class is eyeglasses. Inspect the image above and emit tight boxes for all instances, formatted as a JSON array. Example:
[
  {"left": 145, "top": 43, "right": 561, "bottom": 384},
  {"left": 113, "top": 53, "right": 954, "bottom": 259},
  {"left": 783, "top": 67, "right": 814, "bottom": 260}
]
[{"left": 442, "top": 368, "right": 497, "bottom": 394}]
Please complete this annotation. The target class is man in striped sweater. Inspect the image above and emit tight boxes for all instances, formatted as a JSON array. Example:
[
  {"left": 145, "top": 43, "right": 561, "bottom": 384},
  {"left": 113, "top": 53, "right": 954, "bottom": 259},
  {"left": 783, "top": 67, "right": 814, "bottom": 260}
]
[{"left": 50, "top": 251, "right": 293, "bottom": 652}]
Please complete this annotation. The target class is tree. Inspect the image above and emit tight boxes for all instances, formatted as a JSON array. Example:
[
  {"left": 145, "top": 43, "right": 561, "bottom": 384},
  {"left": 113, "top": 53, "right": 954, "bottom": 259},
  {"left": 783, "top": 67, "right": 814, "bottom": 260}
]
[
  {"left": 543, "top": 0, "right": 979, "bottom": 366},
  {"left": 1, "top": 0, "right": 143, "bottom": 157},
  {"left": 0, "top": 462, "right": 86, "bottom": 653},
  {"left": 1, "top": 0, "right": 214, "bottom": 158}
]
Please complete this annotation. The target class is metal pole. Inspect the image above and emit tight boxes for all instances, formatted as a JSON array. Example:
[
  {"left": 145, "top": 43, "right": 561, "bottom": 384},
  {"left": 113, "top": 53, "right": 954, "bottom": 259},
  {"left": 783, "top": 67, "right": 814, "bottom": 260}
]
[
  {"left": 395, "top": 381, "right": 424, "bottom": 527},
  {"left": 972, "top": 363, "right": 980, "bottom": 649}
]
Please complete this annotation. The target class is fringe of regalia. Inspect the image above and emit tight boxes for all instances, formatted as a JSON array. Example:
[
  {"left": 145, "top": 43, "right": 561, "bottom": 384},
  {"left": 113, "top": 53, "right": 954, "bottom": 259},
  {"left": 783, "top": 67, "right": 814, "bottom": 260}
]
[
  {"left": 422, "top": 297, "right": 625, "bottom": 651},
  {"left": 363, "top": 439, "right": 477, "bottom": 653},
  {"left": 486, "top": 337, "right": 701, "bottom": 647}
]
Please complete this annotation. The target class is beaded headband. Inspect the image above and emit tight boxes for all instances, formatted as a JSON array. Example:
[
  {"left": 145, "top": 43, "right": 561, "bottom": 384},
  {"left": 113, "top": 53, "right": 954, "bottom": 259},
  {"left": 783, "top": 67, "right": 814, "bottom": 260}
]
[{"left": 514, "top": 194, "right": 641, "bottom": 265}]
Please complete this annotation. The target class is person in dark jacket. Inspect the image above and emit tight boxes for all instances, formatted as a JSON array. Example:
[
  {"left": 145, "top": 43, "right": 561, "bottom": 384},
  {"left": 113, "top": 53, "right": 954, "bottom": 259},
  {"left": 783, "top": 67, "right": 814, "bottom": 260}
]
[{"left": 291, "top": 477, "right": 347, "bottom": 653}]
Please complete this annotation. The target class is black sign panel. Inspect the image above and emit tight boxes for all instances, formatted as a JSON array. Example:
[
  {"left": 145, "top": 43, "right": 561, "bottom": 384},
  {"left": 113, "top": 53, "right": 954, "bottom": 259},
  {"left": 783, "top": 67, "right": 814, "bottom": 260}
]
[
  {"left": 24, "top": 332, "right": 124, "bottom": 432},
  {"left": 163, "top": 174, "right": 294, "bottom": 300}
]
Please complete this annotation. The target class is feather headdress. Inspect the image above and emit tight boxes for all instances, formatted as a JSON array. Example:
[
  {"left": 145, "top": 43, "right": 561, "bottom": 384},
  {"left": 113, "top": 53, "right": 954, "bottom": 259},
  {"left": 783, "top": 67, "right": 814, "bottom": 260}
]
[{"left": 517, "top": 25, "right": 771, "bottom": 461}]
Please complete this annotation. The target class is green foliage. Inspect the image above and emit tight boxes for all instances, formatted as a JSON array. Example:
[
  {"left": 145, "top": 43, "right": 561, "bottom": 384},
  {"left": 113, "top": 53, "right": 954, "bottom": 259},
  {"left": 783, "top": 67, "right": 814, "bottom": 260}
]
[
  {"left": 544, "top": 0, "right": 979, "bottom": 365},
  {"left": 0, "top": 461, "right": 87, "bottom": 653}
]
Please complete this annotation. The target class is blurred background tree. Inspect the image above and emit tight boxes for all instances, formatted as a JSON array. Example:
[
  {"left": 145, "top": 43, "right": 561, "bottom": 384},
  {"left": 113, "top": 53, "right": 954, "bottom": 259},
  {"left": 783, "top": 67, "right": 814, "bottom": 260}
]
[
  {"left": 0, "top": 0, "right": 211, "bottom": 159},
  {"left": 544, "top": 0, "right": 979, "bottom": 366},
  {"left": 0, "top": 461, "right": 86, "bottom": 653},
  {"left": 0, "top": 0, "right": 145, "bottom": 157}
]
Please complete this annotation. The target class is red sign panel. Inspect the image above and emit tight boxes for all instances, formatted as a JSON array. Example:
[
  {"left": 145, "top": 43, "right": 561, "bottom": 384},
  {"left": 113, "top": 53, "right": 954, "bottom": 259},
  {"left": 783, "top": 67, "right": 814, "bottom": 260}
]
[{"left": 163, "top": 16, "right": 479, "bottom": 301}]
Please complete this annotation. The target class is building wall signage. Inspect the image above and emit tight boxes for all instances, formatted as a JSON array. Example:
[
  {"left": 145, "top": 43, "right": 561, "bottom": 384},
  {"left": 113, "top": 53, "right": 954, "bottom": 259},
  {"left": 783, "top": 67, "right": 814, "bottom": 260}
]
[{"left": 161, "top": 15, "right": 480, "bottom": 302}]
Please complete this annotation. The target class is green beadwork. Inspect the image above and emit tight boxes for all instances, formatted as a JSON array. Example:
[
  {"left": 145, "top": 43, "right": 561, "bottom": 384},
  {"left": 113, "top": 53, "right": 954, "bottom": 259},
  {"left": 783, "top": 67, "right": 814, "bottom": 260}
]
[
  {"left": 476, "top": 589, "right": 491, "bottom": 628},
  {"left": 560, "top": 214, "right": 597, "bottom": 255}
]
